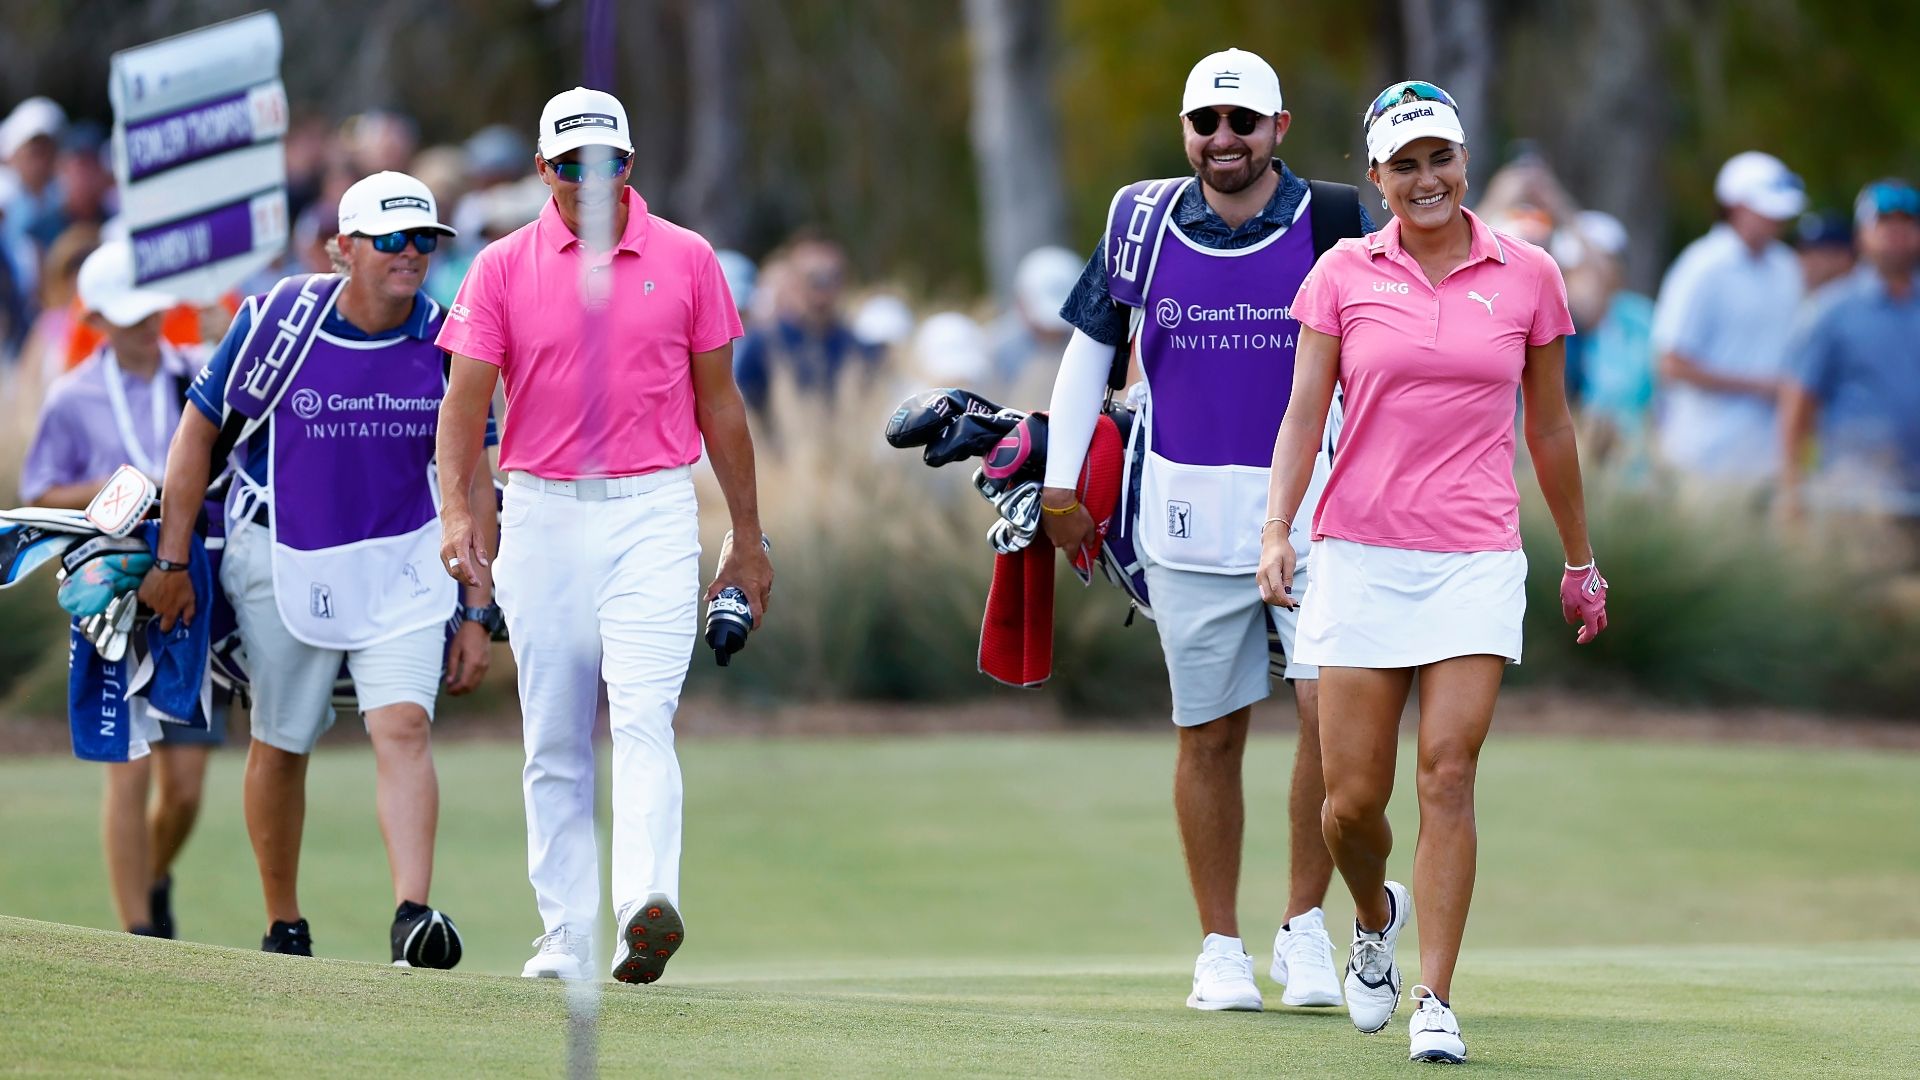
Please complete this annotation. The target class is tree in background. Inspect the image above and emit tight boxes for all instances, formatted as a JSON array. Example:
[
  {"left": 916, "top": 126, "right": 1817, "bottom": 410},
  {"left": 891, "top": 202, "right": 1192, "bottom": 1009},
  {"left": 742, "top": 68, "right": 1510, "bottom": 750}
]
[{"left": 965, "top": 0, "right": 1069, "bottom": 305}]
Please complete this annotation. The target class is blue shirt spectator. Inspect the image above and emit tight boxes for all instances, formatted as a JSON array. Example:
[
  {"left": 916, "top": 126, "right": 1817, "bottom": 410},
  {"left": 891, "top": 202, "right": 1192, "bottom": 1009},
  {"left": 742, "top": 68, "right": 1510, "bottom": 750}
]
[
  {"left": 1781, "top": 179, "right": 1920, "bottom": 516},
  {"left": 1784, "top": 274, "right": 1920, "bottom": 513}
]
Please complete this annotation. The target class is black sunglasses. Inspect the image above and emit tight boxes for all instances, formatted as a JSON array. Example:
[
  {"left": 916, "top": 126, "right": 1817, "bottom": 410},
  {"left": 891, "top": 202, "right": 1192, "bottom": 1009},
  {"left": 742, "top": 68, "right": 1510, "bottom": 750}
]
[
  {"left": 363, "top": 230, "right": 440, "bottom": 254},
  {"left": 1186, "top": 107, "right": 1263, "bottom": 137}
]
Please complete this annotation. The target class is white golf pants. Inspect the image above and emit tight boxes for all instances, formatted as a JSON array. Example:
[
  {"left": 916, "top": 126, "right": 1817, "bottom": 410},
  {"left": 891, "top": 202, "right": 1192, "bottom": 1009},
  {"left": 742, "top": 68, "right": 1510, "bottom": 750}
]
[{"left": 492, "top": 466, "right": 700, "bottom": 936}]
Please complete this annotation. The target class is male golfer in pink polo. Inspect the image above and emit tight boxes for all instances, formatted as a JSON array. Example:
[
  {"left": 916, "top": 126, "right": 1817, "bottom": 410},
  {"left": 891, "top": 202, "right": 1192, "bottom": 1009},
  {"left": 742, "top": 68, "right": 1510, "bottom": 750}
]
[{"left": 434, "top": 86, "right": 771, "bottom": 983}]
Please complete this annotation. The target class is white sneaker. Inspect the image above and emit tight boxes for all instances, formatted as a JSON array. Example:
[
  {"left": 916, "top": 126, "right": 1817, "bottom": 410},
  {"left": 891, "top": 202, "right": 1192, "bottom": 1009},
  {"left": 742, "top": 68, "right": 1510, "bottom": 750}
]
[
  {"left": 1185, "top": 933, "right": 1263, "bottom": 1011},
  {"left": 1343, "top": 880, "right": 1411, "bottom": 1033},
  {"left": 1270, "top": 907, "right": 1342, "bottom": 1007},
  {"left": 521, "top": 926, "right": 592, "bottom": 980},
  {"left": 1408, "top": 985, "right": 1467, "bottom": 1064},
  {"left": 611, "top": 893, "right": 686, "bottom": 985}
]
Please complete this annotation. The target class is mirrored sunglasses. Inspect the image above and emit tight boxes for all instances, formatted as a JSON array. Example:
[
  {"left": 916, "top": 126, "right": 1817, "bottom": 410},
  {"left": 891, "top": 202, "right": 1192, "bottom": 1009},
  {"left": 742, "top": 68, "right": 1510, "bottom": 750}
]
[
  {"left": 1364, "top": 80, "right": 1458, "bottom": 130},
  {"left": 365, "top": 230, "right": 439, "bottom": 254},
  {"left": 548, "top": 154, "right": 632, "bottom": 183}
]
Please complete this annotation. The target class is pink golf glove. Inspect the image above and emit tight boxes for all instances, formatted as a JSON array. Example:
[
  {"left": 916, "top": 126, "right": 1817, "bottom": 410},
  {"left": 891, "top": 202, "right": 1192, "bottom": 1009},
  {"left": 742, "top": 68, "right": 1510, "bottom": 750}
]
[{"left": 1560, "top": 562, "right": 1609, "bottom": 644}]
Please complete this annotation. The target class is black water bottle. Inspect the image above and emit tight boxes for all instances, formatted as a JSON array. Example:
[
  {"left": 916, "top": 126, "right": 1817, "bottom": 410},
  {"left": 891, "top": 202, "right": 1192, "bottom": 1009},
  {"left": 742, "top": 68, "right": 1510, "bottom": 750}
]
[
  {"left": 704, "top": 587, "right": 753, "bottom": 666},
  {"left": 704, "top": 532, "right": 769, "bottom": 666}
]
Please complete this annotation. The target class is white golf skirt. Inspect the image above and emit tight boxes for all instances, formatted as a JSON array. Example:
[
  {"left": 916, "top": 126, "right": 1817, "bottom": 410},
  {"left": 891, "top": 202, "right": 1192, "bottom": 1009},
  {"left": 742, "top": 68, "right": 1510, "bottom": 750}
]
[{"left": 1294, "top": 537, "right": 1526, "bottom": 669}]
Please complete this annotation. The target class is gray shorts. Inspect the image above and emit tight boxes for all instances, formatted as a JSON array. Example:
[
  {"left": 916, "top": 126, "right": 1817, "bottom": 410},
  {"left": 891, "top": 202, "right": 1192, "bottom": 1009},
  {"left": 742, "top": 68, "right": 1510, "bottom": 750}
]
[
  {"left": 220, "top": 522, "right": 444, "bottom": 754},
  {"left": 1142, "top": 556, "right": 1316, "bottom": 728}
]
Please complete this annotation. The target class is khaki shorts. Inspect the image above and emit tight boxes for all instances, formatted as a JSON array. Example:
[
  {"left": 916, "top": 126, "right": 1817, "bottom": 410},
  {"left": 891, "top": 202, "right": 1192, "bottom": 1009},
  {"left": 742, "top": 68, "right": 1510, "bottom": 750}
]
[{"left": 220, "top": 522, "right": 444, "bottom": 754}]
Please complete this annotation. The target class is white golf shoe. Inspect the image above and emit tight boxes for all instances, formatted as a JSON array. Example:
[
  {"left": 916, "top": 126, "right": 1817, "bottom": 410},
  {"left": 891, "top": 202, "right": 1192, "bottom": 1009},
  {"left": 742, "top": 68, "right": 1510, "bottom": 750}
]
[
  {"left": 1408, "top": 984, "right": 1467, "bottom": 1064},
  {"left": 1343, "top": 880, "right": 1411, "bottom": 1033},
  {"left": 521, "top": 926, "right": 592, "bottom": 980},
  {"left": 1186, "top": 933, "right": 1263, "bottom": 1011},
  {"left": 1270, "top": 907, "right": 1343, "bottom": 1007}
]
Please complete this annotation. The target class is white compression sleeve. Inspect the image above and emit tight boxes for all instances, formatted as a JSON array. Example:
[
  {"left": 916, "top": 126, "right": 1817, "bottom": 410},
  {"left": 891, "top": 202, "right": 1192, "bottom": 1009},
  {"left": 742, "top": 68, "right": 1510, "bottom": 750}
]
[{"left": 1042, "top": 328, "right": 1119, "bottom": 490}]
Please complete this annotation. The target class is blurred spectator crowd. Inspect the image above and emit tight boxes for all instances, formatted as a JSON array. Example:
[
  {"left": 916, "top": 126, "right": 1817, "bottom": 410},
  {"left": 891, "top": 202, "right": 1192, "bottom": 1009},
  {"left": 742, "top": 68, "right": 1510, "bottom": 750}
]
[{"left": 2, "top": 92, "right": 1916, "bottom": 553}]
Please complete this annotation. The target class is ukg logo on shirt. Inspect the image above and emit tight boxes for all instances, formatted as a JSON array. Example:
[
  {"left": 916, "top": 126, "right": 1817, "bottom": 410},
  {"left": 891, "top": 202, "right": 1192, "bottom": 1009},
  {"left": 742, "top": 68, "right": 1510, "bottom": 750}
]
[{"left": 1156, "top": 297, "right": 1183, "bottom": 329}]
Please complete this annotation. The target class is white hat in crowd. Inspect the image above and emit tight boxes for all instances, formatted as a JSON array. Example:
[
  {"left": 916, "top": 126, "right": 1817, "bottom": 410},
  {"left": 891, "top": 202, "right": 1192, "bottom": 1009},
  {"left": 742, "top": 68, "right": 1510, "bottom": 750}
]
[
  {"left": 1714, "top": 152, "right": 1806, "bottom": 220},
  {"left": 1180, "top": 48, "right": 1283, "bottom": 117},
  {"left": 0, "top": 96, "right": 66, "bottom": 159},
  {"left": 913, "top": 311, "right": 989, "bottom": 382},
  {"left": 852, "top": 292, "right": 915, "bottom": 348},
  {"left": 1013, "top": 246, "right": 1082, "bottom": 333},
  {"left": 337, "top": 171, "right": 457, "bottom": 237},
  {"left": 538, "top": 87, "right": 634, "bottom": 160},
  {"left": 77, "top": 241, "right": 176, "bottom": 328}
]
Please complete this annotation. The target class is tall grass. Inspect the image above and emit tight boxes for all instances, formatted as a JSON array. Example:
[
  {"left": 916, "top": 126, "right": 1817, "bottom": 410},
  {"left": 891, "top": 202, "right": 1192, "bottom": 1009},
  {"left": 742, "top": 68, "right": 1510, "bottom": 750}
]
[{"left": 2, "top": 368, "right": 1914, "bottom": 721}]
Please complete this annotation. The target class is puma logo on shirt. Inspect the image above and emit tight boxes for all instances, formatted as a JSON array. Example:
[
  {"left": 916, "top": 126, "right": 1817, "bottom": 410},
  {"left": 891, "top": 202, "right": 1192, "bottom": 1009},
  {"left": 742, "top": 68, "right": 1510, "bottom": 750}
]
[{"left": 1468, "top": 290, "right": 1499, "bottom": 315}]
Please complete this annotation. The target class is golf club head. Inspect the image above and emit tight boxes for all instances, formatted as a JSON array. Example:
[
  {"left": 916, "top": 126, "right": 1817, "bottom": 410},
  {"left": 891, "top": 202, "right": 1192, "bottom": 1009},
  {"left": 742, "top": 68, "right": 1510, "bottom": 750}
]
[
  {"left": 982, "top": 412, "right": 1049, "bottom": 485},
  {"left": 924, "top": 406, "right": 1024, "bottom": 468}
]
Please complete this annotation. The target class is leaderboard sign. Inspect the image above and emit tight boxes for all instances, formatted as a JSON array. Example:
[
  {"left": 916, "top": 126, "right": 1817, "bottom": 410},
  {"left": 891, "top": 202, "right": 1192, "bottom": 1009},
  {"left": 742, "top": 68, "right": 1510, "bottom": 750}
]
[{"left": 108, "top": 12, "right": 289, "bottom": 301}]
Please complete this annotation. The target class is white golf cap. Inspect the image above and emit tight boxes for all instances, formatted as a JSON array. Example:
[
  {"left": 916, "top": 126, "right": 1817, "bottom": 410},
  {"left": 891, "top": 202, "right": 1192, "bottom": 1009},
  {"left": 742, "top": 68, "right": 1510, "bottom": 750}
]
[
  {"left": 0, "top": 96, "right": 66, "bottom": 159},
  {"left": 1180, "top": 48, "right": 1283, "bottom": 116},
  {"left": 78, "top": 241, "right": 176, "bottom": 328},
  {"left": 1366, "top": 94, "right": 1467, "bottom": 163},
  {"left": 336, "top": 170, "right": 456, "bottom": 237},
  {"left": 538, "top": 86, "right": 634, "bottom": 159},
  {"left": 1714, "top": 151, "right": 1805, "bottom": 220}
]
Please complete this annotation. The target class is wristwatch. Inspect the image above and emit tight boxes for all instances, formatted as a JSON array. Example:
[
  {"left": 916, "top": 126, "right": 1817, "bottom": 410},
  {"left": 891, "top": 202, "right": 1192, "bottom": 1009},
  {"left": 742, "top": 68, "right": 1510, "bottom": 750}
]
[
  {"left": 459, "top": 603, "right": 506, "bottom": 638},
  {"left": 153, "top": 558, "right": 190, "bottom": 573}
]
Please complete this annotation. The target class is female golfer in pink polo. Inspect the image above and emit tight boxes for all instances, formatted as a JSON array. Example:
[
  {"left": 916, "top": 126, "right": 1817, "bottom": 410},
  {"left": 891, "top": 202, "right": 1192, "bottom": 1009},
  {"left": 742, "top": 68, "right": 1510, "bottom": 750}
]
[{"left": 1258, "top": 81, "right": 1609, "bottom": 1064}]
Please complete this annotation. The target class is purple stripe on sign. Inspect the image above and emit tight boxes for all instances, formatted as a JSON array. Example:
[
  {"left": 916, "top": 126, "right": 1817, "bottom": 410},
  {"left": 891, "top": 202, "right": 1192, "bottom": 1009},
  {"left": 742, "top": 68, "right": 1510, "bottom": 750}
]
[
  {"left": 131, "top": 199, "right": 256, "bottom": 282},
  {"left": 123, "top": 91, "right": 260, "bottom": 181}
]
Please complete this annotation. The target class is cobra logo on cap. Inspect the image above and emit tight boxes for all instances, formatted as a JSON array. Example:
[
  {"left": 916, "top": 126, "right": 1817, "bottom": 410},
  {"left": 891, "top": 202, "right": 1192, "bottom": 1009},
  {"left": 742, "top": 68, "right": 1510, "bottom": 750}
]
[
  {"left": 555, "top": 112, "right": 618, "bottom": 134},
  {"left": 379, "top": 196, "right": 429, "bottom": 212}
]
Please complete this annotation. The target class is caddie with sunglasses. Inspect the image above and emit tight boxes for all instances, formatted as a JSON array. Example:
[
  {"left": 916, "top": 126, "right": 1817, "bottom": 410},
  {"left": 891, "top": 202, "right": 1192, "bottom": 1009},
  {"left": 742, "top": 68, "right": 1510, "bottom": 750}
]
[
  {"left": 1040, "top": 47, "right": 1372, "bottom": 1013},
  {"left": 142, "top": 170, "right": 496, "bottom": 968},
  {"left": 436, "top": 87, "right": 764, "bottom": 984}
]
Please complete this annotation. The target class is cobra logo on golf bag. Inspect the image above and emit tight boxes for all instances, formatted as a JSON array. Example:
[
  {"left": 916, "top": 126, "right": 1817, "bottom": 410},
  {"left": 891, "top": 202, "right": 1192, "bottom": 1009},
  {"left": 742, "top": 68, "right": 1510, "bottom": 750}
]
[
  {"left": 240, "top": 274, "right": 329, "bottom": 402},
  {"left": 1109, "top": 178, "right": 1181, "bottom": 286}
]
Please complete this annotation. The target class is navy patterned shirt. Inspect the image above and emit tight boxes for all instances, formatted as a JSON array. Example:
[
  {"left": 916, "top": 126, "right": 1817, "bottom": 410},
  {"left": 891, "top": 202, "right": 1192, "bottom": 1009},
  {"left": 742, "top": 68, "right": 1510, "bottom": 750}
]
[{"left": 1060, "top": 161, "right": 1376, "bottom": 346}]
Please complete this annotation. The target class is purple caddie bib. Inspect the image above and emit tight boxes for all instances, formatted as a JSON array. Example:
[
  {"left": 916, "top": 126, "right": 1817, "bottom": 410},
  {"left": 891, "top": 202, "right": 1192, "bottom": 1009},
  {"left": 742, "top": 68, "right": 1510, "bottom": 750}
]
[
  {"left": 1101, "top": 178, "right": 1331, "bottom": 573},
  {"left": 224, "top": 274, "right": 456, "bottom": 648}
]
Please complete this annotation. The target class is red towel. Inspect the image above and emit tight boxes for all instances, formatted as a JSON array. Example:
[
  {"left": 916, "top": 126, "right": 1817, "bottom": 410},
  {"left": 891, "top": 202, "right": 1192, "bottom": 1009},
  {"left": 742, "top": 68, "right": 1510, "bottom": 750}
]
[{"left": 979, "top": 415, "right": 1125, "bottom": 688}]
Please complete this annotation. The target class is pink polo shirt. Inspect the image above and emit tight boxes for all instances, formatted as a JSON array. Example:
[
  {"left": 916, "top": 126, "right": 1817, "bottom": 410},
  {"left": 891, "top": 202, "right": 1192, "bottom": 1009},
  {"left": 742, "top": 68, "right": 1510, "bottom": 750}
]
[
  {"left": 1290, "top": 209, "right": 1574, "bottom": 552},
  {"left": 436, "top": 188, "right": 743, "bottom": 479}
]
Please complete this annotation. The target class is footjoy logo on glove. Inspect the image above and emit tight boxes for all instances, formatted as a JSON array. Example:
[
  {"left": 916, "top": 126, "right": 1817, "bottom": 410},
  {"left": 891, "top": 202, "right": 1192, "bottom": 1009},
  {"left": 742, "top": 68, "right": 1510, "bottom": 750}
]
[
  {"left": 1155, "top": 297, "right": 1183, "bottom": 329},
  {"left": 290, "top": 388, "right": 323, "bottom": 419}
]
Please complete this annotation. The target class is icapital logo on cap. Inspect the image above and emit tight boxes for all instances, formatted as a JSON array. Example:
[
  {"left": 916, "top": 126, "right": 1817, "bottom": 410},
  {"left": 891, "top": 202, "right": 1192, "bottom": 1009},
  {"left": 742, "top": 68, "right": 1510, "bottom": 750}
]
[
  {"left": 379, "top": 196, "right": 430, "bottom": 212},
  {"left": 555, "top": 112, "right": 618, "bottom": 134},
  {"left": 1390, "top": 106, "right": 1436, "bottom": 125}
]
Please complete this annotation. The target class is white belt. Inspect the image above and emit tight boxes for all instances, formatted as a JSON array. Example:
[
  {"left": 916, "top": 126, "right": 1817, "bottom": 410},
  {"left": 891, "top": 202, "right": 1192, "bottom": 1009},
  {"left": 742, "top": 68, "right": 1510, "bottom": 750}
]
[{"left": 508, "top": 466, "right": 690, "bottom": 501}]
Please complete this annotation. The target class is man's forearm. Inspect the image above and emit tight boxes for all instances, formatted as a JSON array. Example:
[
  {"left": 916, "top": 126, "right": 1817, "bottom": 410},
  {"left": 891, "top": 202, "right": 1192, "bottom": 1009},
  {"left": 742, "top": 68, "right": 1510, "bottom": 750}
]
[
  {"left": 435, "top": 405, "right": 489, "bottom": 519},
  {"left": 698, "top": 401, "right": 761, "bottom": 534},
  {"left": 462, "top": 455, "right": 497, "bottom": 605},
  {"left": 154, "top": 418, "right": 217, "bottom": 563},
  {"left": 27, "top": 481, "right": 105, "bottom": 511}
]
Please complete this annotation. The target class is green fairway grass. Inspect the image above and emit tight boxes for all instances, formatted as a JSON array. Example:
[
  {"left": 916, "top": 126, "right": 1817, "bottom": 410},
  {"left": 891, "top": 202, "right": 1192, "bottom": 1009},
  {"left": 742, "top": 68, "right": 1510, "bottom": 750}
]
[{"left": 3, "top": 726, "right": 1918, "bottom": 1076}]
